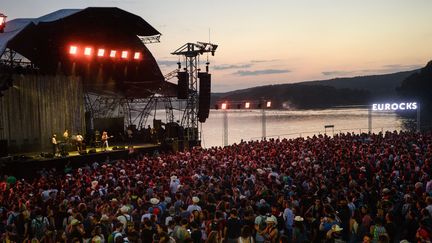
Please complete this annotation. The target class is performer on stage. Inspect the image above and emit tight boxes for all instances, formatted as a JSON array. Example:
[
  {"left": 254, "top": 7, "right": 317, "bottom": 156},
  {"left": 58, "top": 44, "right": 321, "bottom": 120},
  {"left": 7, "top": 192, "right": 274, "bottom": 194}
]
[
  {"left": 76, "top": 133, "right": 84, "bottom": 152},
  {"left": 51, "top": 134, "right": 58, "bottom": 156},
  {"left": 101, "top": 131, "right": 109, "bottom": 151},
  {"left": 63, "top": 129, "right": 69, "bottom": 143}
]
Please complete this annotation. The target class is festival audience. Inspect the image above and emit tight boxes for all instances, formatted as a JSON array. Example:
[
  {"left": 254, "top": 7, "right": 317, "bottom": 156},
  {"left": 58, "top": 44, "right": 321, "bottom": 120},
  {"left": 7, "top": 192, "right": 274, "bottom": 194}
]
[{"left": 0, "top": 130, "right": 432, "bottom": 242}]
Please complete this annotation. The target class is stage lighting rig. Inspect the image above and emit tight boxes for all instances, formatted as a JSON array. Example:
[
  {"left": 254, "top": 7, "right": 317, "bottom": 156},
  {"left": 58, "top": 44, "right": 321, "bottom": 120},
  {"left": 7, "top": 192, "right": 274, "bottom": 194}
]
[
  {"left": 171, "top": 41, "right": 218, "bottom": 144},
  {"left": 0, "top": 13, "right": 7, "bottom": 33}
]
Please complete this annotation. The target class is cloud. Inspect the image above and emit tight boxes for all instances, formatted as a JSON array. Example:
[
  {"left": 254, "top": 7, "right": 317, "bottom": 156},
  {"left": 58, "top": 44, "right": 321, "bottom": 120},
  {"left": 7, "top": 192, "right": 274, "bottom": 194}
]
[
  {"left": 322, "top": 71, "right": 355, "bottom": 76},
  {"left": 233, "top": 69, "right": 291, "bottom": 76},
  {"left": 250, "top": 59, "right": 279, "bottom": 63},
  {"left": 157, "top": 60, "right": 178, "bottom": 66},
  {"left": 213, "top": 64, "right": 252, "bottom": 70},
  {"left": 322, "top": 64, "right": 422, "bottom": 76},
  {"left": 381, "top": 64, "right": 422, "bottom": 70}
]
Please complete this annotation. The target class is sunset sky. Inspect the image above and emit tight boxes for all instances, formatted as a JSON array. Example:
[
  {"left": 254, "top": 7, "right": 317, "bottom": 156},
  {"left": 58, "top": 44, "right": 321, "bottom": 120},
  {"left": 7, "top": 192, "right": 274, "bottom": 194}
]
[{"left": 3, "top": 0, "right": 432, "bottom": 92}]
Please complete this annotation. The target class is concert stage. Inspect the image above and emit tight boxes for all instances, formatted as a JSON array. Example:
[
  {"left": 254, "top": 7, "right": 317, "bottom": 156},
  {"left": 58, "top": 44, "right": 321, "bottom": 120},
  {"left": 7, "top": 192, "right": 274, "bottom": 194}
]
[{"left": 0, "top": 143, "right": 161, "bottom": 178}]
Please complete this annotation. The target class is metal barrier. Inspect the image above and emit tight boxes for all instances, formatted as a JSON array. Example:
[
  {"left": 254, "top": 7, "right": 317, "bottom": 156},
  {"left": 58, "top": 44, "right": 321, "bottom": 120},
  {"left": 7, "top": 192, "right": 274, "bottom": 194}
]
[{"left": 249, "top": 126, "right": 405, "bottom": 141}]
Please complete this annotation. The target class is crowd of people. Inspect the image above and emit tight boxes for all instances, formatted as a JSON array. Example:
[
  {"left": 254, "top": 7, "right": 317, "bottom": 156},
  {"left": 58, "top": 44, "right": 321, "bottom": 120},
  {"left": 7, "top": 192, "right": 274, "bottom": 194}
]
[{"left": 1, "top": 130, "right": 432, "bottom": 243}]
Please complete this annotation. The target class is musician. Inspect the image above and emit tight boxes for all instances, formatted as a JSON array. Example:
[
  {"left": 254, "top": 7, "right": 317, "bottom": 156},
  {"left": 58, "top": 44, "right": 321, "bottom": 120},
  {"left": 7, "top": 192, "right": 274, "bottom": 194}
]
[
  {"left": 51, "top": 134, "right": 58, "bottom": 156},
  {"left": 76, "top": 133, "right": 84, "bottom": 152},
  {"left": 101, "top": 131, "right": 109, "bottom": 151},
  {"left": 63, "top": 129, "right": 69, "bottom": 143}
]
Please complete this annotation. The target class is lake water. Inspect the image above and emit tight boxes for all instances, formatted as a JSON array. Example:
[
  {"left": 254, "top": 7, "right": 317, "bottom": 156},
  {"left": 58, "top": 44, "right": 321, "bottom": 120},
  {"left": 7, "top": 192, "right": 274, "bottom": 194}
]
[{"left": 200, "top": 108, "right": 410, "bottom": 148}]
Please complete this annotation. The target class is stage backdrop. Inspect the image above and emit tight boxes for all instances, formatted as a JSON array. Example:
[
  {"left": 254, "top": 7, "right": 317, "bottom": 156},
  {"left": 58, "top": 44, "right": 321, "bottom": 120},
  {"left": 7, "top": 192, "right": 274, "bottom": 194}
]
[{"left": 0, "top": 74, "right": 85, "bottom": 152}]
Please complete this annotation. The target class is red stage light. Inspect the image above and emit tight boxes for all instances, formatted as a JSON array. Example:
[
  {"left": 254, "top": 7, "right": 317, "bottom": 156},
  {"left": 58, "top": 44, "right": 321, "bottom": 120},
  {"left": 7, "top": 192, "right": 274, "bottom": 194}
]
[
  {"left": 0, "top": 17, "right": 5, "bottom": 26},
  {"left": 121, "top": 51, "right": 128, "bottom": 59},
  {"left": 97, "top": 49, "right": 105, "bottom": 57},
  {"left": 69, "top": 46, "right": 78, "bottom": 55},
  {"left": 110, "top": 50, "right": 117, "bottom": 58},
  {"left": 84, "top": 47, "right": 92, "bottom": 56},
  {"left": 245, "top": 102, "right": 250, "bottom": 109},
  {"left": 133, "top": 52, "right": 141, "bottom": 60}
]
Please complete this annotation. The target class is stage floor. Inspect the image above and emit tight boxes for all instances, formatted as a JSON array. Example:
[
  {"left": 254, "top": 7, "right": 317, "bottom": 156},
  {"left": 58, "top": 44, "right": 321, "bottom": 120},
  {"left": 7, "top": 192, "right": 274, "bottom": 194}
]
[
  {"left": 1, "top": 143, "right": 162, "bottom": 177},
  {"left": 9, "top": 143, "right": 158, "bottom": 161}
]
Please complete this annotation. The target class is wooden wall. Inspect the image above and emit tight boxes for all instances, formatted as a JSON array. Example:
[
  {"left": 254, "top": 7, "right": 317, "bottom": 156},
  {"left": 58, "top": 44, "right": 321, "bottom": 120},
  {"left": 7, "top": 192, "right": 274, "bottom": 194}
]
[{"left": 0, "top": 74, "right": 85, "bottom": 152}]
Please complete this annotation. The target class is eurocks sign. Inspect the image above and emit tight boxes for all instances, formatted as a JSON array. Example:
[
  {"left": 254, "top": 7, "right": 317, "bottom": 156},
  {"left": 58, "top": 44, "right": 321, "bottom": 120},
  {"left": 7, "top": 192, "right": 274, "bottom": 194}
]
[{"left": 372, "top": 102, "right": 418, "bottom": 111}]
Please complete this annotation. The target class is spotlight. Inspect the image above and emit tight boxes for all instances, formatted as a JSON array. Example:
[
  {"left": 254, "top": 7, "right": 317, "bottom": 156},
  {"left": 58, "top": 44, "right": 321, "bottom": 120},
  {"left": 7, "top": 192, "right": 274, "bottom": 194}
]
[
  {"left": 133, "top": 52, "right": 141, "bottom": 60},
  {"left": 110, "top": 50, "right": 117, "bottom": 58},
  {"left": 97, "top": 49, "right": 105, "bottom": 57},
  {"left": 69, "top": 46, "right": 78, "bottom": 55},
  {"left": 221, "top": 103, "right": 227, "bottom": 110},
  {"left": 121, "top": 51, "right": 128, "bottom": 59},
  {"left": 84, "top": 47, "right": 92, "bottom": 56},
  {"left": 0, "top": 13, "right": 6, "bottom": 33}
]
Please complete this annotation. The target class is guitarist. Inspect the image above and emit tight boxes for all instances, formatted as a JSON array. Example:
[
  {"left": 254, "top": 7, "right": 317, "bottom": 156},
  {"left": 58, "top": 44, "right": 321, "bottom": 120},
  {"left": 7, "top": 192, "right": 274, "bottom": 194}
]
[{"left": 101, "top": 131, "right": 110, "bottom": 151}]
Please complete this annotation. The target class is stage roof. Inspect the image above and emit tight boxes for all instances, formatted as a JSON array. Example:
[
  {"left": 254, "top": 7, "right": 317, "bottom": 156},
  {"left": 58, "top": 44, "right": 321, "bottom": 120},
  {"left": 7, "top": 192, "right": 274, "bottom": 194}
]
[{"left": 0, "top": 7, "right": 177, "bottom": 98}]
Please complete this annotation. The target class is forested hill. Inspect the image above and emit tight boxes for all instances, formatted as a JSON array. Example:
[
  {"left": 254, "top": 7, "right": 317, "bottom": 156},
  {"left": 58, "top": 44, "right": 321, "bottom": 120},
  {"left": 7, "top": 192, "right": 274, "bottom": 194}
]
[
  {"left": 299, "top": 70, "right": 418, "bottom": 96},
  {"left": 212, "top": 69, "right": 419, "bottom": 109}
]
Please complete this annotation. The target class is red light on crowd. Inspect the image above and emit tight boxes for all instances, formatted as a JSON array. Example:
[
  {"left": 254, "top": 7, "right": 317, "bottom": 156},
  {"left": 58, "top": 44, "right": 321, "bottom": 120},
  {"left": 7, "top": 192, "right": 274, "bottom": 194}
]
[
  {"left": 84, "top": 47, "right": 92, "bottom": 56},
  {"left": 134, "top": 52, "right": 141, "bottom": 60},
  {"left": 110, "top": 50, "right": 117, "bottom": 58},
  {"left": 121, "top": 51, "right": 128, "bottom": 59},
  {"left": 69, "top": 46, "right": 78, "bottom": 55},
  {"left": 221, "top": 103, "right": 227, "bottom": 110},
  {"left": 97, "top": 49, "right": 105, "bottom": 57},
  {"left": 266, "top": 101, "right": 272, "bottom": 108},
  {"left": 245, "top": 102, "right": 250, "bottom": 109}
]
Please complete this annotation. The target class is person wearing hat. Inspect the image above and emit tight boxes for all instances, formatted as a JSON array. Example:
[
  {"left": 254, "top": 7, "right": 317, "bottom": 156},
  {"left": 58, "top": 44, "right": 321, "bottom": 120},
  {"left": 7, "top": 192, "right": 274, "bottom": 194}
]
[
  {"left": 264, "top": 216, "right": 279, "bottom": 243},
  {"left": 326, "top": 224, "right": 344, "bottom": 242},
  {"left": 170, "top": 175, "right": 181, "bottom": 194},
  {"left": 64, "top": 219, "right": 85, "bottom": 242},
  {"left": 149, "top": 198, "right": 164, "bottom": 222},
  {"left": 116, "top": 206, "right": 131, "bottom": 234},
  {"left": 293, "top": 216, "right": 308, "bottom": 243},
  {"left": 187, "top": 196, "right": 202, "bottom": 213}
]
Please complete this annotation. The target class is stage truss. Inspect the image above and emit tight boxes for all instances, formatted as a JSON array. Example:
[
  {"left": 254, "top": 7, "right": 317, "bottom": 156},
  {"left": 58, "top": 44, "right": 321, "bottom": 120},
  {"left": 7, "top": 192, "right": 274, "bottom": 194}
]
[
  {"left": 171, "top": 42, "right": 217, "bottom": 142},
  {"left": 84, "top": 93, "right": 178, "bottom": 130}
]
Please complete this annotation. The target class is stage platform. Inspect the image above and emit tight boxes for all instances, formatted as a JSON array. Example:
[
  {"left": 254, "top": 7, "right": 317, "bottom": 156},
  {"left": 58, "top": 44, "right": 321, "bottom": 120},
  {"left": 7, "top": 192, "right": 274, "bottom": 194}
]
[{"left": 0, "top": 143, "right": 161, "bottom": 178}]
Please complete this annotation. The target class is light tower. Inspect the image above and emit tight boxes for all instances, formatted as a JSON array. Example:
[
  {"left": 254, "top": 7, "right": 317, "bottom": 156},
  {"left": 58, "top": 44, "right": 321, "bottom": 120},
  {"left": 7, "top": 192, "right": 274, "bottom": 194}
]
[{"left": 171, "top": 42, "right": 217, "bottom": 145}]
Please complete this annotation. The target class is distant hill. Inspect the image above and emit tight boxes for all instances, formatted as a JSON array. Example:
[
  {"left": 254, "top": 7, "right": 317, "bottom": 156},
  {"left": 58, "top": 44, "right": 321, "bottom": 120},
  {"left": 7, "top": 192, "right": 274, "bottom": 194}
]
[
  {"left": 299, "top": 70, "right": 418, "bottom": 97},
  {"left": 212, "top": 69, "right": 419, "bottom": 109}
]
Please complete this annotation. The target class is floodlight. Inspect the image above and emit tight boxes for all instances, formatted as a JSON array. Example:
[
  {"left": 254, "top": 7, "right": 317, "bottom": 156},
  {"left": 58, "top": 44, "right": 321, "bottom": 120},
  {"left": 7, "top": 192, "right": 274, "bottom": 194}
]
[
  {"left": 0, "top": 13, "right": 6, "bottom": 33},
  {"left": 84, "top": 47, "right": 92, "bottom": 56},
  {"left": 110, "top": 50, "right": 117, "bottom": 58},
  {"left": 221, "top": 103, "right": 227, "bottom": 110},
  {"left": 245, "top": 102, "right": 250, "bottom": 109},
  {"left": 69, "top": 46, "right": 78, "bottom": 55},
  {"left": 97, "top": 49, "right": 105, "bottom": 57},
  {"left": 133, "top": 52, "right": 141, "bottom": 60},
  {"left": 121, "top": 51, "right": 128, "bottom": 59},
  {"left": 266, "top": 101, "right": 271, "bottom": 108}
]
